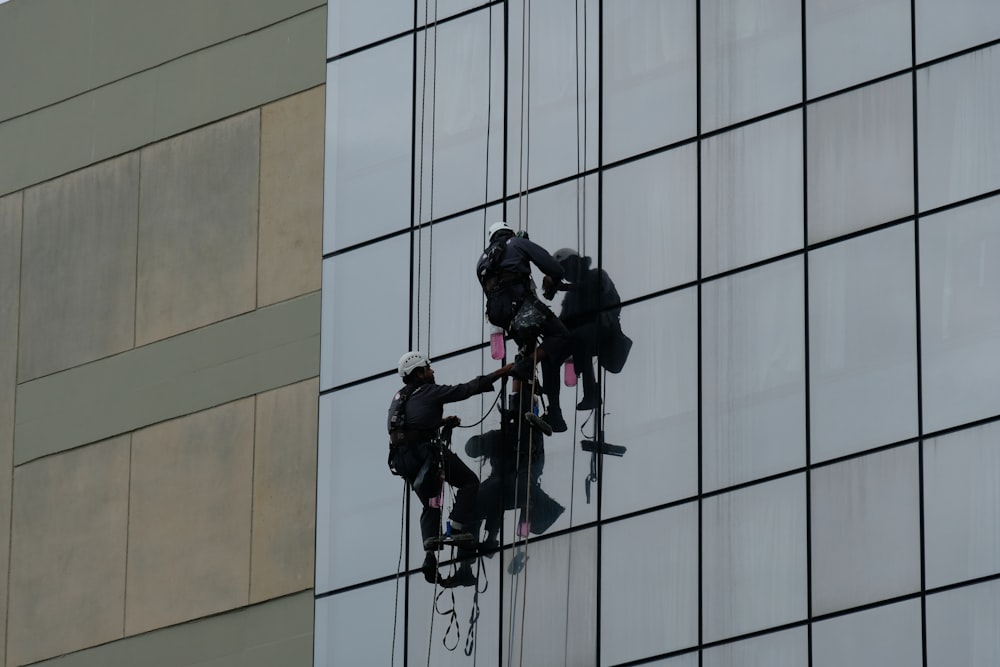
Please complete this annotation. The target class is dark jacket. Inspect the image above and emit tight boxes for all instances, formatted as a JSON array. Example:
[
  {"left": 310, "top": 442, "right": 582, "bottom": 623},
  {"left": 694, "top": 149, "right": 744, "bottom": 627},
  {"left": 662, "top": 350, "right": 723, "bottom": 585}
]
[
  {"left": 386, "top": 376, "right": 494, "bottom": 434},
  {"left": 477, "top": 236, "right": 564, "bottom": 293}
]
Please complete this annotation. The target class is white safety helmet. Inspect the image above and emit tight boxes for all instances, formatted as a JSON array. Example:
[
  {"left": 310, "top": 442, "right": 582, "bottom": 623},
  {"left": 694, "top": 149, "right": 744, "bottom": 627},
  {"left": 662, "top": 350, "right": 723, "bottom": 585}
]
[
  {"left": 488, "top": 221, "right": 514, "bottom": 240},
  {"left": 398, "top": 350, "right": 429, "bottom": 378},
  {"left": 552, "top": 248, "right": 579, "bottom": 264}
]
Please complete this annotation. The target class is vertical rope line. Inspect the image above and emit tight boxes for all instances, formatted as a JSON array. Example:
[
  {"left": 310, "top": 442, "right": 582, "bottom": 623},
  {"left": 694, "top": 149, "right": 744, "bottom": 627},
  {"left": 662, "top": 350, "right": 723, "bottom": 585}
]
[
  {"left": 426, "top": 0, "right": 440, "bottom": 355},
  {"left": 415, "top": 0, "right": 431, "bottom": 351}
]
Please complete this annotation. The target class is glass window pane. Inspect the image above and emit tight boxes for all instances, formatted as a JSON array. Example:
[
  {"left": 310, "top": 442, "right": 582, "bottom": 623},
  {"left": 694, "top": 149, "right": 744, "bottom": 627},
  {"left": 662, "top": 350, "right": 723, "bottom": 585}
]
[
  {"left": 702, "top": 475, "right": 808, "bottom": 642},
  {"left": 603, "top": 146, "right": 698, "bottom": 302},
  {"left": 405, "top": 566, "right": 503, "bottom": 666},
  {"left": 320, "top": 238, "right": 410, "bottom": 388},
  {"left": 810, "top": 445, "right": 921, "bottom": 615},
  {"left": 701, "top": 110, "right": 804, "bottom": 277},
  {"left": 326, "top": 0, "right": 411, "bottom": 57},
  {"left": 603, "top": 291, "right": 699, "bottom": 518},
  {"left": 414, "top": 10, "right": 505, "bottom": 223},
  {"left": 604, "top": 0, "right": 697, "bottom": 162},
  {"left": 702, "top": 257, "right": 806, "bottom": 492},
  {"left": 919, "top": 196, "right": 1000, "bottom": 432},
  {"left": 315, "top": 376, "right": 406, "bottom": 592},
  {"left": 701, "top": 0, "right": 801, "bottom": 132},
  {"left": 926, "top": 580, "right": 1000, "bottom": 667},
  {"left": 412, "top": 211, "right": 500, "bottom": 356},
  {"left": 808, "top": 224, "right": 919, "bottom": 462},
  {"left": 915, "top": 0, "right": 1000, "bottom": 63},
  {"left": 806, "top": 0, "right": 911, "bottom": 99},
  {"left": 924, "top": 421, "right": 1000, "bottom": 588},
  {"left": 807, "top": 74, "right": 914, "bottom": 243},
  {"left": 499, "top": 530, "right": 597, "bottom": 666},
  {"left": 917, "top": 44, "right": 1000, "bottom": 212},
  {"left": 812, "top": 600, "right": 922, "bottom": 667},
  {"left": 704, "top": 628, "right": 808, "bottom": 667},
  {"left": 501, "top": 174, "right": 599, "bottom": 261},
  {"left": 324, "top": 40, "right": 413, "bottom": 253},
  {"left": 314, "top": 582, "right": 405, "bottom": 665},
  {"left": 417, "top": 0, "right": 489, "bottom": 26},
  {"left": 505, "top": 0, "right": 599, "bottom": 192},
  {"left": 601, "top": 504, "right": 699, "bottom": 664}
]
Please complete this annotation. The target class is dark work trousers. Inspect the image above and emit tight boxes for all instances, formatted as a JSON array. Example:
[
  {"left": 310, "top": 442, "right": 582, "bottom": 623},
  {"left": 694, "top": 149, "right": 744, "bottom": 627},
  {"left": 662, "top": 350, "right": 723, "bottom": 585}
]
[
  {"left": 508, "top": 297, "right": 575, "bottom": 412},
  {"left": 392, "top": 442, "right": 480, "bottom": 551}
]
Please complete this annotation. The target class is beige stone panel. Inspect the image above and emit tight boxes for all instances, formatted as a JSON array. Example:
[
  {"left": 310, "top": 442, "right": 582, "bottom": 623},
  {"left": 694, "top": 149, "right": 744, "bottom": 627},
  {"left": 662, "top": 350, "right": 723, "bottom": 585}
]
[
  {"left": 0, "top": 191, "right": 22, "bottom": 666},
  {"left": 7, "top": 437, "right": 130, "bottom": 666},
  {"left": 137, "top": 111, "right": 259, "bottom": 346},
  {"left": 251, "top": 379, "right": 318, "bottom": 603},
  {"left": 28, "top": 591, "right": 313, "bottom": 667},
  {"left": 126, "top": 399, "right": 254, "bottom": 635},
  {"left": 18, "top": 153, "right": 139, "bottom": 381},
  {"left": 0, "top": 6, "right": 326, "bottom": 200},
  {"left": 258, "top": 86, "right": 325, "bottom": 306}
]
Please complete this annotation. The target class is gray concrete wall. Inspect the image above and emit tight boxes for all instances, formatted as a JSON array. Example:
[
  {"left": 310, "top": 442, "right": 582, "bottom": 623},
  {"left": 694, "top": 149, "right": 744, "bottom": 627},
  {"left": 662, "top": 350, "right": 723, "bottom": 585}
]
[
  {"left": 0, "top": 0, "right": 326, "bottom": 197},
  {"left": 0, "top": 0, "right": 326, "bottom": 660}
]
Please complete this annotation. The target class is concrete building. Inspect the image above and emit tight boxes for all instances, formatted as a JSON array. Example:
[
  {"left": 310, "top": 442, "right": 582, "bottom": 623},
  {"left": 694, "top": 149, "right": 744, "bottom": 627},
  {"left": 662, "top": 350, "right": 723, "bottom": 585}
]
[
  {"left": 1, "top": 1, "right": 326, "bottom": 665},
  {"left": 317, "top": 1, "right": 1000, "bottom": 666}
]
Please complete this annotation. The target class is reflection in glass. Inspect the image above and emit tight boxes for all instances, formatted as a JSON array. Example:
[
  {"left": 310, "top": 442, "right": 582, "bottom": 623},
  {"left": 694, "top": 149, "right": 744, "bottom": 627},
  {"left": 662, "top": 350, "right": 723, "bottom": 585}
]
[
  {"left": 810, "top": 446, "right": 921, "bottom": 615},
  {"left": 701, "top": 110, "right": 804, "bottom": 276},
  {"left": 919, "top": 196, "right": 1000, "bottom": 432},
  {"left": 703, "top": 628, "right": 807, "bottom": 667},
  {"left": 324, "top": 40, "right": 413, "bottom": 252},
  {"left": 314, "top": 582, "right": 404, "bottom": 665},
  {"left": 924, "top": 421, "right": 1000, "bottom": 588},
  {"left": 601, "top": 504, "right": 698, "bottom": 664},
  {"left": 926, "top": 580, "right": 1000, "bottom": 666},
  {"left": 806, "top": 0, "right": 911, "bottom": 99},
  {"left": 326, "top": 0, "right": 411, "bottom": 57},
  {"left": 702, "top": 258, "right": 805, "bottom": 492},
  {"left": 320, "top": 238, "right": 410, "bottom": 389},
  {"left": 807, "top": 74, "right": 914, "bottom": 244},
  {"left": 917, "top": 45, "right": 1000, "bottom": 212},
  {"left": 500, "top": 530, "right": 597, "bottom": 666},
  {"left": 505, "top": 0, "right": 600, "bottom": 191},
  {"left": 603, "top": 292, "right": 698, "bottom": 518},
  {"left": 915, "top": 0, "right": 1000, "bottom": 63},
  {"left": 413, "top": 10, "right": 505, "bottom": 223},
  {"left": 702, "top": 475, "right": 808, "bottom": 642},
  {"left": 808, "top": 224, "right": 918, "bottom": 462},
  {"left": 462, "top": 392, "right": 565, "bottom": 552},
  {"left": 603, "top": 145, "right": 698, "bottom": 302},
  {"left": 604, "top": 0, "right": 696, "bottom": 162},
  {"left": 700, "top": 0, "right": 801, "bottom": 132},
  {"left": 812, "top": 600, "right": 922, "bottom": 667}
]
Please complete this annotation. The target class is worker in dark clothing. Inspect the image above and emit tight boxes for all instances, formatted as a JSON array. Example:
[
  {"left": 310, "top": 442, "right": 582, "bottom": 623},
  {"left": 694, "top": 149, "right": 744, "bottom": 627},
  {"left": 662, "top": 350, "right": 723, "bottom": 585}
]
[
  {"left": 477, "top": 221, "right": 575, "bottom": 433},
  {"left": 548, "top": 248, "right": 626, "bottom": 411},
  {"left": 387, "top": 351, "right": 512, "bottom": 586}
]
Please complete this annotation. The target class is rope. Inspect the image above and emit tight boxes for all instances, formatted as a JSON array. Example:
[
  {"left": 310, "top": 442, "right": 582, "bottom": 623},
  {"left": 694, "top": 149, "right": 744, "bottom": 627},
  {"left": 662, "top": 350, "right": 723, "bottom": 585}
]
[{"left": 391, "top": 479, "right": 407, "bottom": 666}]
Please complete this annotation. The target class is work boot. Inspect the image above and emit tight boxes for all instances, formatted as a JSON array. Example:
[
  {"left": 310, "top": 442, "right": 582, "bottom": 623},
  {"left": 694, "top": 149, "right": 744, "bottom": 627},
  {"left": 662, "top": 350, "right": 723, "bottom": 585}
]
[
  {"left": 421, "top": 552, "right": 438, "bottom": 583},
  {"left": 576, "top": 393, "right": 600, "bottom": 411},
  {"left": 542, "top": 407, "right": 567, "bottom": 433}
]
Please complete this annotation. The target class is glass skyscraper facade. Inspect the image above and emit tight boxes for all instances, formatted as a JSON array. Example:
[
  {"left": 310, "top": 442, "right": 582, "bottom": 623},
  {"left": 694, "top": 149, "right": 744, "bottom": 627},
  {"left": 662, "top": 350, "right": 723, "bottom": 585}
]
[{"left": 316, "top": 1, "right": 1000, "bottom": 664}]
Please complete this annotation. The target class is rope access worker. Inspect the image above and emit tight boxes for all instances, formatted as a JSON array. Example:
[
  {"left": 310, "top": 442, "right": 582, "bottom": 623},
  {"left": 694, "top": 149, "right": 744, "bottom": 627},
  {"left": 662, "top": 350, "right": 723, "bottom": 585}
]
[
  {"left": 387, "top": 351, "right": 513, "bottom": 585},
  {"left": 476, "top": 221, "right": 575, "bottom": 433}
]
